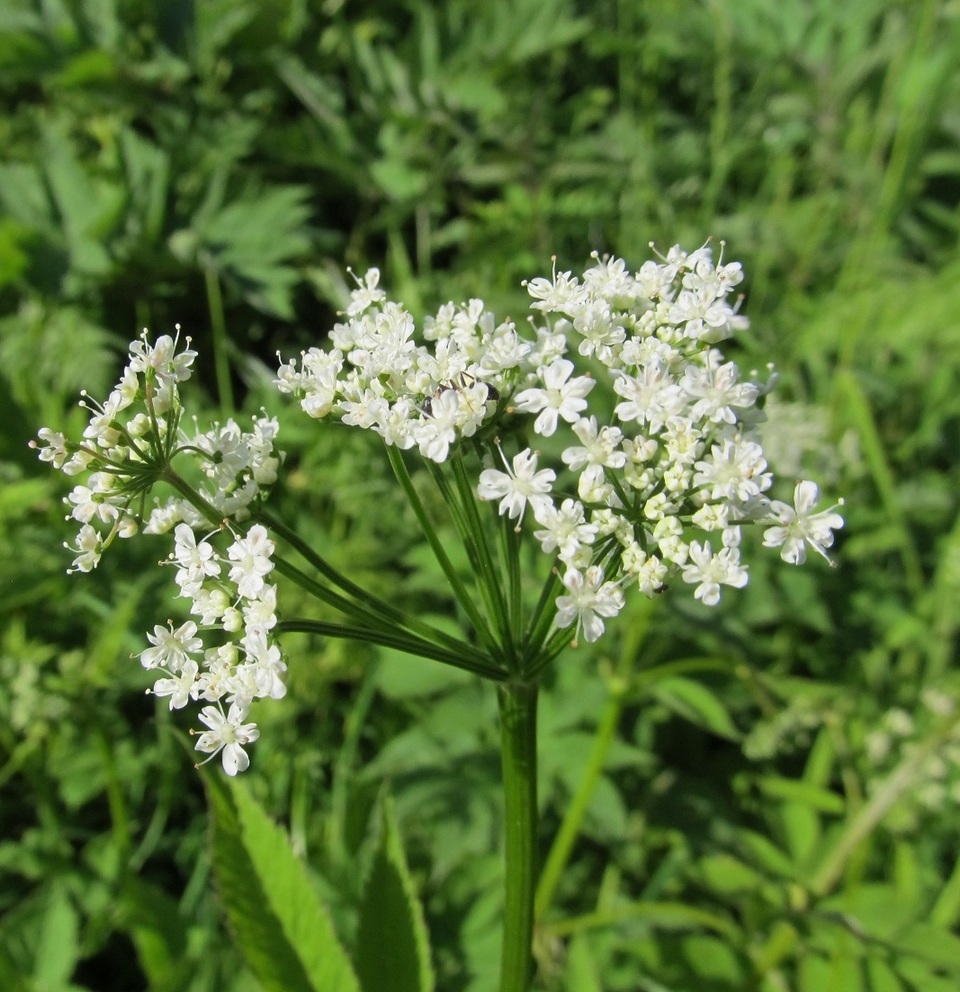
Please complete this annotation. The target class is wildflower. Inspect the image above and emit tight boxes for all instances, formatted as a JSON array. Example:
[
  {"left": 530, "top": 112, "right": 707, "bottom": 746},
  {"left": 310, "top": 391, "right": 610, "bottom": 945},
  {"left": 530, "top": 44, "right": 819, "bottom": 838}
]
[
  {"left": 681, "top": 541, "right": 748, "bottom": 605},
  {"left": 555, "top": 566, "right": 625, "bottom": 643},
  {"left": 151, "top": 659, "right": 199, "bottom": 710},
  {"left": 762, "top": 481, "right": 845, "bottom": 564},
  {"left": 477, "top": 448, "right": 555, "bottom": 524},
  {"left": 193, "top": 703, "right": 260, "bottom": 776},
  {"left": 141, "top": 620, "right": 203, "bottom": 670},
  {"left": 513, "top": 358, "right": 595, "bottom": 437},
  {"left": 65, "top": 524, "right": 102, "bottom": 573},
  {"left": 226, "top": 525, "right": 275, "bottom": 599},
  {"left": 172, "top": 523, "right": 221, "bottom": 585},
  {"left": 533, "top": 499, "right": 597, "bottom": 565}
]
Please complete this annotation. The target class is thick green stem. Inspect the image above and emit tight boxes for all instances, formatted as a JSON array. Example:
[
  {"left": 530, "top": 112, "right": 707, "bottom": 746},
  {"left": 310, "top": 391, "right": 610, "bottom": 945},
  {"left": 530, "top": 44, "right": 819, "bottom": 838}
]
[{"left": 498, "top": 681, "right": 539, "bottom": 992}]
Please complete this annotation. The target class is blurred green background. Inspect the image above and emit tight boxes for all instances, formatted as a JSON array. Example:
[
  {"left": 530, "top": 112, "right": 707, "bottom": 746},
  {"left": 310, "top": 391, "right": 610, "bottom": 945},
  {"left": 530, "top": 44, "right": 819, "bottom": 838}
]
[{"left": 2, "top": 0, "right": 960, "bottom": 990}]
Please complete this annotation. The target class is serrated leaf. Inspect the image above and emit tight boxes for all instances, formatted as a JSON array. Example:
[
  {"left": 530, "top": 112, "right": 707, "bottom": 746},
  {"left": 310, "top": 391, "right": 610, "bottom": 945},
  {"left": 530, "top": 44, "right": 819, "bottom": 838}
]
[
  {"left": 355, "top": 797, "right": 434, "bottom": 992},
  {"left": 206, "top": 773, "right": 360, "bottom": 992},
  {"left": 194, "top": 184, "right": 312, "bottom": 317}
]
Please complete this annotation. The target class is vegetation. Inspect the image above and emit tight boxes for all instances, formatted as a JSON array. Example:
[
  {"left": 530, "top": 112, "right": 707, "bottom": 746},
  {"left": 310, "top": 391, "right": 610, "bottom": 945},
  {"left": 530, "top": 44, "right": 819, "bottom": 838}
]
[{"left": 2, "top": 0, "right": 960, "bottom": 990}]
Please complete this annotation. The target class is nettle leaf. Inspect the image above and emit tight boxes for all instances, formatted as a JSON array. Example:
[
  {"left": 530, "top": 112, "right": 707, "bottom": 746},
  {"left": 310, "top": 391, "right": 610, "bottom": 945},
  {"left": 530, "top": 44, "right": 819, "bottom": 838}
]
[
  {"left": 206, "top": 773, "right": 360, "bottom": 992},
  {"left": 355, "top": 797, "right": 434, "bottom": 992}
]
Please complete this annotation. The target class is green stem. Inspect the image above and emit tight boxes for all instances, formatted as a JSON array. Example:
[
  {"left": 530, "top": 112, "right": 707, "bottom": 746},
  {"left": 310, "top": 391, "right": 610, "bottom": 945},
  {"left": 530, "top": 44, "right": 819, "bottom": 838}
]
[
  {"left": 810, "top": 710, "right": 960, "bottom": 897},
  {"left": 260, "top": 509, "right": 481, "bottom": 663},
  {"left": 204, "top": 265, "right": 233, "bottom": 417},
  {"left": 521, "top": 569, "right": 563, "bottom": 669},
  {"left": 446, "top": 452, "right": 515, "bottom": 659},
  {"left": 386, "top": 445, "right": 500, "bottom": 656},
  {"left": 428, "top": 458, "right": 511, "bottom": 655},
  {"left": 160, "top": 468, "right": 229, "bottom": 529},
  {"left": 534, "top": 678, "right": 626, "bottom": 922},
  {"left": 498, "top": 680, "right": 539, "bottom": 992},
  {"left": 501, "top": 517, "right": 523, "bottom": 650},
  {"left": 534, "top": 601, "right": 651, "bottom": 920},
  {"left": 277, "top": 618, "right": 505, "bottom": 681}
]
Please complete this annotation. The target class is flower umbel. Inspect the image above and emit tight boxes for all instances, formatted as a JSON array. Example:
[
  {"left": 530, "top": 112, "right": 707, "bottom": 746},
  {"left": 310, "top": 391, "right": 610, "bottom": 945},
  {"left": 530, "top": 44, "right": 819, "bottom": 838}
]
[
  {"left": 39, "top": 242, "right": 845, "bottom": 774},
  {"left": 275, "top": 240, "right": 844, "bottom": 647},
  {"left": 36, "top": 329, "right": 284, "bottom": 773}
]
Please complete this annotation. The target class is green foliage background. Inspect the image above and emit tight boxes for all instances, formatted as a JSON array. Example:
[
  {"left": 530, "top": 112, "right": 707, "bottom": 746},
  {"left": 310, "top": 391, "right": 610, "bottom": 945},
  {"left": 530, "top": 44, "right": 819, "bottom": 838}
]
[{"left": 2, "top": 0, "right": 960, "bottom": 989}]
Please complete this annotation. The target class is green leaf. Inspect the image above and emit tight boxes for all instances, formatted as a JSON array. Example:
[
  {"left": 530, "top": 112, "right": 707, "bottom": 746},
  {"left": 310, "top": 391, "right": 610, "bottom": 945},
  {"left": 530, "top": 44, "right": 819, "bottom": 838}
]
[
  {"left": 563, "top": 934, "right": 603, "bottom": 992},
  {"left": 355, "top": 797, "right": 434, "bottom": 992},
  {"left": 798, "top": 952, "right": 860, "bottom": 992},
  {"left": 893, "top": 922, "right": 960, "bottom": 971},
  {"left": 865, "top": 956, "right": 906, "bottom": 992},
  {"left": 33, "top": 882, "right": 79, "bottom": 988},
  {"left": 696, "top": 853, "right": 765, "bottom": 896},
  {"left": 206, "top": 773, "right": 360, "bottom": 992},
  {"left": 650, "top": 676, "right": 741, "bottom": 740},
  {"left": 191, "top": 184, "right": 312, "bottom": 318},
  {"left": 680, "top": 933, "right": 745, "bottom": 983},
  {"left": 120, "top": 876, "right": 193, "bottom": 992}
]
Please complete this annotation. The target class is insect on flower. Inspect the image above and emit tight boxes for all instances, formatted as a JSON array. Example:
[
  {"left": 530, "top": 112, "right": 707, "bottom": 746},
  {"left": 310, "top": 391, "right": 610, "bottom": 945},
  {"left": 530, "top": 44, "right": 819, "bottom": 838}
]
[{"left": 420, "top": 372, "right": 500, "bottom": 419}]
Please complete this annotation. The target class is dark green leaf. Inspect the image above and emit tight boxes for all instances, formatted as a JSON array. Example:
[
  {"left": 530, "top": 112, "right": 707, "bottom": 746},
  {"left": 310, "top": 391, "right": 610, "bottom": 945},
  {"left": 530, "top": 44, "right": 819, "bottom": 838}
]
[
  {"left": 206, "top": 773, "right": 360, "bottom": 992},
  {"left": 355, "top": 797, "right": 434, "bottom": 992}
]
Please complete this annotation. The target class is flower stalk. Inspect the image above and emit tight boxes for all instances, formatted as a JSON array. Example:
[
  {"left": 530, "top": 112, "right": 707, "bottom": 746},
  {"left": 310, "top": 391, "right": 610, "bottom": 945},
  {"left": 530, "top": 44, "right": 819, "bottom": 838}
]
[
  {"left": 498, "top": 680, "right": 539, "bottom": 992},
  {"left": 34, "top": 244, "right": 848, "bottom": 987}
]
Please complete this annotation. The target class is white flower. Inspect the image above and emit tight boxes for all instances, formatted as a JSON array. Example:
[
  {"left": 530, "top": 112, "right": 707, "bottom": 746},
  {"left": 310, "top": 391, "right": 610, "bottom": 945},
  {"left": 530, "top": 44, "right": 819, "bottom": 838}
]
[
  {"left": 141, "top": 620, "right": 203, "bottom": 670},
  {"left": 762, "top": 481, "right": 845, "bottom": 564},
  {"left": 346, "top": 267, "right": 387, "bottom": 316},
  {"left": 66, "top": 524, "right": 102, "bottom": 573},
  {"left": 622, "top": 546, "right": 670, "bottom": 597},
  {"left": 612, "top": 360, "right": 684, "bottom": 432},
  {"left": 152, "top": 659, "right": 199, "bottom": 710},
  {"left": 227, "top": 525, "right": 275, "bottom": 599},
  {"left": 554, "top": 566, "right": 625, "bottom": 643},
  {"left": 694, "top": 437, "right": 771, "bottom": 502},
  {"left": 561, "top": 417, "right": 626, "bottom": 471},
  {"left": 680, "top": 541, "right": 748, "bottom": 605},
  {"left": 514, "top": 358, "right": 595, "bottom": 437},
  {"left": 415, "top": 387, "right": 463, "bottom": 463},
  {"left": 128, "top": 330, "right": 197, "bottom": 382},
  {"left": 193, "top": 703, "right": 260, "bottom": 776},
  {"left": 680, "top": 356, "right": 759, "bottom": 424},
  {"left": 34, "top": 428, "right": 71, "bottom": 468},
  {"left": 533, "top": 498, "right": 597, "bottom": 564},
  {"left": 524, "top": 266, "right": 587, "bottom": 314},
  {"left": 477, "top": 448, "right": 555, "bottom": 524},
  {"left": 173, "top": 524, "right": 221, "bottom": 583},
  {"left": 65, "top": 483, "right": 121, "bottom": 526}
]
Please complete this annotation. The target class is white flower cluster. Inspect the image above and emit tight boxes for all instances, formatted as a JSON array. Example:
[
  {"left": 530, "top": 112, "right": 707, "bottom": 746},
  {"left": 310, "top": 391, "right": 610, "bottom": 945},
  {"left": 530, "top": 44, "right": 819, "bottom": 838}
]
[
  {"left": 143, "top": 413, "right": 282, "bottom": 537},
  {"left": 143, "top": 523, "right": 284, "bottom": 775},
  {"left": 34, "top": 331, "right": 200, "bottom": 572},
  {"left": 278, "top": 245, "right": 843, "bottom": 643},
  {"left": 33, "top": 331, "right": 282, "bottom": 572},
  {"left": 34, "top": 330, "right": 286, "bottom": 773}
]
